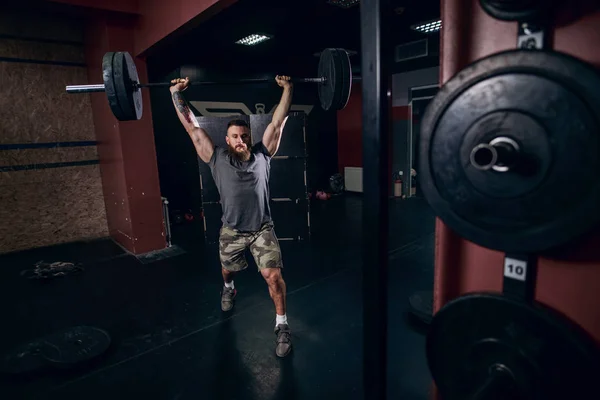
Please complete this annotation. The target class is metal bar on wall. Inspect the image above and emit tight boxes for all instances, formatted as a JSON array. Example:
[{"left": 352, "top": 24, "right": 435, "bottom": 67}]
[
  {"left": 0, "top": 159, "right": 99, "bottom": 172},
  {"left": 361, "top": 0, "right": 391, "bottom": 398},
  {"left": 0, "top": 56, "right": 86, "bottom": 67},
  {"left": 0, "top": 141, "right": 97, "bottom": 150}
]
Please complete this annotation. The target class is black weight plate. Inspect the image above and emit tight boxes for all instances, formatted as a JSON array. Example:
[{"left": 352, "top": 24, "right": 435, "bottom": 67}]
[
  {"left": 334, "top": 49, "right": 352, "bottom": 111},
  {"left": 112, "top": 52, "right": 143, "bottom": 121},
  {"left": 318, "top": 48, "right": 346, "bottom": 111},
  {"left": 329, "top": 49, "right": 348, "bottom": 111},
  {"left": 40, "top": 326, "right": 111, "bottom": 367},
  {"left": 317, "top": 49, "right": 334, "bottom": 110},
  {"left": 419, "top": 49, "right": 600, "bottom": 253},
  {"left": 479, "top": 0, "right": 552, "bottom": 22},
  {"left": 0, "top": 340, "right": 58, "bottom": 374},
  {"left": 102, "top": 52, "right": 127, "bottom": 121},
  {"left": 427, "top": 293, "right": 600, "bottom": 400}
]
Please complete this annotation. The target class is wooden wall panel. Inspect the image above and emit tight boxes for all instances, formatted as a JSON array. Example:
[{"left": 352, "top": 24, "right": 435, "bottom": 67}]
[
  {"left": 0, "top": 62, "right": 94, "bottom": 144},
  {"left": 0, "top": 165, "right": 108, "bottom": 253},
  {"left": 0, "top": 9, "right": 109, "bottom": 255}
]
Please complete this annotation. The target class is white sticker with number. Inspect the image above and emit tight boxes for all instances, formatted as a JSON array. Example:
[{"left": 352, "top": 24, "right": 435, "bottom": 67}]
[{"left": 504, "top": 257, "right": 527, "bottom": 282}]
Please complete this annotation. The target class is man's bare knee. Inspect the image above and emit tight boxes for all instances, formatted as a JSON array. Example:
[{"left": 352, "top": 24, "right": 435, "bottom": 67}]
[{"left": 261, "top": 268, "right": 282, "bottom": 287}]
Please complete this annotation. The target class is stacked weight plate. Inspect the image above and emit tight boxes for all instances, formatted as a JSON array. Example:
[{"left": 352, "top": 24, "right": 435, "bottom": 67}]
[
  {"left": 102, "top": 52, "right": 143, "bottom": 121},
  {"left": 419, "top": 2, "right": 600, "bottom": 399}
]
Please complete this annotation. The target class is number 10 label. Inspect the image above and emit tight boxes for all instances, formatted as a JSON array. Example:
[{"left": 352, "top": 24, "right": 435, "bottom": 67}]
[{"left": 504, "top": 257, "right": 528, "bottom": 282}]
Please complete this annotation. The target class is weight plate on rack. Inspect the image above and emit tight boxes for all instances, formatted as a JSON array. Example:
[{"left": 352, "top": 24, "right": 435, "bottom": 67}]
[
  {"left": 479, "top": 0, "right": 552, "bottom": 22},
  {"left": 426, "top": 293, "right": 600, "bottom": 400},
  {"left": 112, "top": 52, "right": 143, "bottom": 121},
  {"left": 419, "top": 49, "right": 600, "bottom": 253},
  {"left": 102, "top": 52, "right": 127, "bottom": 121}
]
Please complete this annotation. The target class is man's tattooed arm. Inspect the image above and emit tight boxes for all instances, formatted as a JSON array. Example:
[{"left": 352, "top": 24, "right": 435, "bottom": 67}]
[
  {"left": 171, "top": 90, "right": 200, "bottom": 129},
  {"left": 170, "top": 89, "right": 214, "bottom": 163}
]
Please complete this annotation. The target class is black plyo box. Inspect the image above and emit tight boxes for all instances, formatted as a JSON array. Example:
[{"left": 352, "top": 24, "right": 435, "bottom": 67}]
[{"left": 269, "top": 158, "right": 307, "bottom": 200}]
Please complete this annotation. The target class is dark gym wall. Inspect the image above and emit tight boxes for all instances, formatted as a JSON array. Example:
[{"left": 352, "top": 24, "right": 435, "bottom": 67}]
[
  {"left": 336, "top": 68, "right": 439, "bottom": 197},
  {"left": 336, "top": 38, "right": 440, "bottom": 197},
  {"left": 337, "top": 83, "right": 363, "bottom": 172},
  {"left": 148, "top": 59, "right": 338, "bottom": 218},
  {"left": 434, "top": 3, "right": 600, "bottom": 391},
  {"left": 0, "top": 8, "right": 109, "bottom": 254}
]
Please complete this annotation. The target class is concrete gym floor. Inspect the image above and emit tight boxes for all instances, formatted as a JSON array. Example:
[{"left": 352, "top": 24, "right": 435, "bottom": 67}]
[{"left": 0, "top": 195, "right": 435, "bottom": 400}]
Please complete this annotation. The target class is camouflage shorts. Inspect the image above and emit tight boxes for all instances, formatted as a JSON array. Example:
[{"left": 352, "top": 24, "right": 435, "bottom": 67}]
[{"left": 219, "top": 222, "right": 283, "bottom": 272}]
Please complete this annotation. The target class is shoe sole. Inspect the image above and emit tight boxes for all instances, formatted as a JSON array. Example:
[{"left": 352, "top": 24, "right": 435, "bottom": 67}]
[{"left": 276, "top": 346, "right": 292, "bottom": 358}]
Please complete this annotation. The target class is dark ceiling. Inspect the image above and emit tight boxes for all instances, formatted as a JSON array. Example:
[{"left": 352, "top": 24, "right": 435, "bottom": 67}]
[{"left": 148, "top": 0, "right": 441, "bottom": 78}]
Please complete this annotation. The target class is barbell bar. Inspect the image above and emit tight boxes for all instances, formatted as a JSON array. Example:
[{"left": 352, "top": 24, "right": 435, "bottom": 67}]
[
  {"left": 65, "top": 48, "right": 356, "bottom": 121},
  {"left": 66, "top": 77, "right": 328, "bottom": 94}
]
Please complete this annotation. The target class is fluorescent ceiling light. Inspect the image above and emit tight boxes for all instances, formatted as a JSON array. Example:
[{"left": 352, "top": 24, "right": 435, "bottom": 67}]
[
  {"left": 411, "top": 19, "right": 442, "bottom": 34},
  {"left": 327, "top": 0, "right": 360, "bottom": 9},
  {"left": 235, "top": 34, "right": 272, "bottom": 46}
]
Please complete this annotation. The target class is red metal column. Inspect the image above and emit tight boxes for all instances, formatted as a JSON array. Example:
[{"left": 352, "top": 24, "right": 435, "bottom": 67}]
[{"left": 85, "top": 15, "right": 166, "bottom": 254}]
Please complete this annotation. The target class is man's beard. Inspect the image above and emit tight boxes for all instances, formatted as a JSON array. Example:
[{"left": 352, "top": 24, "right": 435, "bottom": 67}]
[{"left": 228, "top": 144, "right": 251, "bottom": 162}]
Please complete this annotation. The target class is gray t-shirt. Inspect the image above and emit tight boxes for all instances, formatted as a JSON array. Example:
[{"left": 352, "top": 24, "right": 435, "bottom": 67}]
[{"left": 207, "top": 142, "right": 272, "bottom": 232}]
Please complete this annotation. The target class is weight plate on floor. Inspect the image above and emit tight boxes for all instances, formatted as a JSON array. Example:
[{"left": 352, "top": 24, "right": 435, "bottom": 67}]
[
  {"left": 0, "top": 340, "right": 58, "bottom": 374},
  {"left": 112, "top": 52, "right": 143, "bottom": 121},
  {"left": 426, "top": 293, "right": 600, "bottom": 400},
  {"left": 318, "top": 48, "right": 351, "bottom": 111},
  {"left": 102, "top": 52, "right": 128, "bottom": 121},
  {"left": 479, "top": 0, "right": 551, "bottom": 21},
  {"left": 40, "top": 326, "right": 111, "bottom": 368},
  {"left": 419, "top": 49, "right": 600, "bottom": 253}
]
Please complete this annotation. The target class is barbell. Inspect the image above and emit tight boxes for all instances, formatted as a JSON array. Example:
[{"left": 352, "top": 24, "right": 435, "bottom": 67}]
[{"left": 65, "top": 48, "right": 357, "bottom": 121}]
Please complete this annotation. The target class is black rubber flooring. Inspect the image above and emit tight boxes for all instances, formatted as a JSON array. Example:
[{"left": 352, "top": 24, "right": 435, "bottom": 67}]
[{"left": 0, "top": 195, "right": 435, "bottom": 400}]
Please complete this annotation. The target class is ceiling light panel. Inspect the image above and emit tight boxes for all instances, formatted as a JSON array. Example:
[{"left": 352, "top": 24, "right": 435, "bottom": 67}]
[
  {"left": 235, "top": 34, "right": 272, "bottom": 46},
  {"left": 411, "top": 19, "right": 442, "bottom": 34}
]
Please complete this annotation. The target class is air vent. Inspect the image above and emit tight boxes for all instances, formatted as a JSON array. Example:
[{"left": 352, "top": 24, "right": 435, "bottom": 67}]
[{"left": 394, "top": 39, "right": 428, "bottom": 63}]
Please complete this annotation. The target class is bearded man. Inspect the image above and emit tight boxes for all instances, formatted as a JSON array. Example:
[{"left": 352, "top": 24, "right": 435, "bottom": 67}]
[{"left": 169, "top": 75, "right": 293, "bottom": 358}]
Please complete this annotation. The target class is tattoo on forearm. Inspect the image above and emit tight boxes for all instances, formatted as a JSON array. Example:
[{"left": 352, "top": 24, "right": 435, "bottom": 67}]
[{"left": 172, "top": 91, "right": 193, "bottom": 124}]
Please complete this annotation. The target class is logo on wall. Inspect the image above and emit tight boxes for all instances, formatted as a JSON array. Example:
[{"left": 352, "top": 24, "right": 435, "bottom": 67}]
[{"left": 189, "top": 101, "right": 314, "bottom": 117}]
